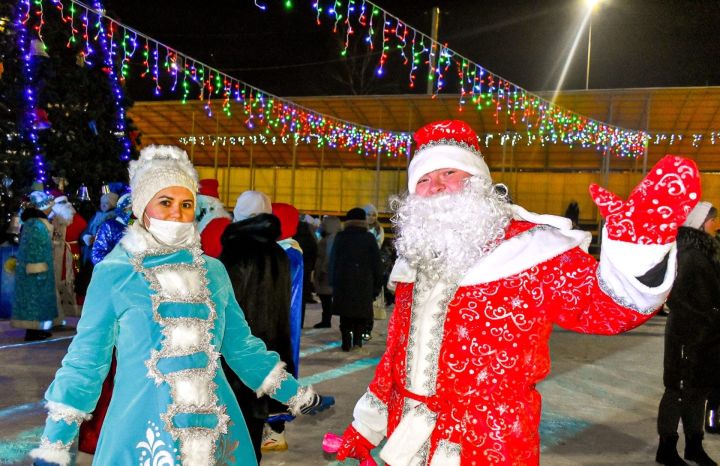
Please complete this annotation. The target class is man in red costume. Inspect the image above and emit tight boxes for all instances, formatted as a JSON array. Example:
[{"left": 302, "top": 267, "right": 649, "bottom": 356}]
[
  {"left": 196, "top": 178, "right": 232, "bottom": 258},
  {"left": 49, "top": 189, "right": 87, "bottom": 318},
  {"left": 336, "top": 120, "right": 701, "bottom": 466}
]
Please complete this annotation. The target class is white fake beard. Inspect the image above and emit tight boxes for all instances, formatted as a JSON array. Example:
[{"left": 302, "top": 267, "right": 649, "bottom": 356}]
[
  {"left": 391, "top": 176, "right": 512, "bottom": 292},
  {"left": 51, "top": 203, "right": 76, "bottom": 225}
]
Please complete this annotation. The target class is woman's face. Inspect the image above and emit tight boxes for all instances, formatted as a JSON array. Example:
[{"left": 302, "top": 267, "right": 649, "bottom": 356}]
[
  {"left": 366, "top": 211, "right": 378, "bottom": 224},
  {"left": 703, "top": 215, "right": 720, "bottom": 236},
  {"left": 143, "top": 186, "right": 195, "bottom": 227}
]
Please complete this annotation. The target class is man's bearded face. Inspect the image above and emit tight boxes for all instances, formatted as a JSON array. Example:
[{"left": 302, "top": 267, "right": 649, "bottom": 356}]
[
  {"left": 51, "top": 198, "right": 76, "bottom": 225},
  {"left": 392, "top": 175, "right": 512, "bottom": 287}
]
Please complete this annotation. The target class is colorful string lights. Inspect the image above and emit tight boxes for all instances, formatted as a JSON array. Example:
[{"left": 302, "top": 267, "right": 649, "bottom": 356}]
[
  {"left": 300, "top": 0, "right": 652, "bottom": 158},
  {"left": 18, "top": 0, "right": 412, "bottom": 160}
]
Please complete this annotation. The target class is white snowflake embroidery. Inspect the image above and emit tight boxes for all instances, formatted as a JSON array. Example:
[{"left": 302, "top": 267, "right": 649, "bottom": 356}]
[
  {"left": 456, "top": 325, "right": 469, "bottom": 339},
  {"left": 510, "top": 297, "right": 523, "bottom": 309},
  {"left": 476, "top": 369, "right": 489, "bottom": 384},
  {"left": 497, "top": 403, "right": 509, "bottom": 415}
]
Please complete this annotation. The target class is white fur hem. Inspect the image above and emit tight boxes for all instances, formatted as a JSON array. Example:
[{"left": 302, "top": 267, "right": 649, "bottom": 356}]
[
  {"left": 29, "top": 438, "right": 72, "bottom": 466},
  {"left": 351, "top": 390, "right": 388, "bottom": 445},
  {"left": 381, "top": 402, "right": 437, "bottom": 466},
  {"left": 26, "top": 262, "right": 49, "bottom": 274},
  {"left": 256, "top": 361, "right": 288, "bottom": 398},
  {"left": 429, "top": 440, "right": 461, "bottom": 466}
]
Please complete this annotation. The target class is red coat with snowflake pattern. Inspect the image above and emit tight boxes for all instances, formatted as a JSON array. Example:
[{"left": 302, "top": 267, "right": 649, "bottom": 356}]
[{"left": 368, "top": 221, "right": 655, "bottom": 466}]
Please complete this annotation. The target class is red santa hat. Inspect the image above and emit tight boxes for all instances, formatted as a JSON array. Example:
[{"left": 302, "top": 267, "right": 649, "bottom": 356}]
[
  {"left": 272, "top": 203, "right": 299, "bottom": 240},
  {"left": 407, "top": 120, "right": 491, "bottom": 193},
  {"left": 198, "top": 179, "right": 220, "bottom": 199}
]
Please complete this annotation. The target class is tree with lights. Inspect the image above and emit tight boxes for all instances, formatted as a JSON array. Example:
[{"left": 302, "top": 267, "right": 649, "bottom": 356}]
[
  {"left": 12, "top": 0, "right": 138, "bottom": 202},
  {"left": 0, "top": 3, "right": 33, "bottom": 237}
]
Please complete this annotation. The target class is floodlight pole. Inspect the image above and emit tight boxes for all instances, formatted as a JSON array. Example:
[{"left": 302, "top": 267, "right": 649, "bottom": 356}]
[{"left": 585, "top": 18, "right": 592, "bottom": 90}]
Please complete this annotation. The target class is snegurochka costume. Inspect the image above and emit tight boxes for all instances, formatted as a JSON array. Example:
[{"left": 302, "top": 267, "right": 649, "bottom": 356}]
[
  {"left": 30, "top": 145, "right": 322, "bottom": 466},
  {"left": 336, "top": 120, "right": 702, "bottom": 466}
]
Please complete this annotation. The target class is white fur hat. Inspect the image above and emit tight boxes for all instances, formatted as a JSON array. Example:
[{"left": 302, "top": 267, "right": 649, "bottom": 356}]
[
  {"left": 128, "top": 145, "right": 198, "bottom": 220},
  {"left": 408, "top": 120, "right": 491, "bottom": 193},
  {"left": 233, "top": 190, "right": 272, "bottom": 221},
  {"left": 683, "top": 201, "right": 713, "bottom": 230}
]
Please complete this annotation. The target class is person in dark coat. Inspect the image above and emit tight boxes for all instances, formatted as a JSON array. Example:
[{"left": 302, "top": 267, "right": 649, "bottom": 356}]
[
  {"left": 294, "top": 217, "right": 318, "bottom": 322},
  {"left": 219, "top": 191, "right": 294, "bottom": 460},
  {"left": 313, "top": 215, "right": 342, "bottom": 328},
  {"left": 656, "top": 201, "right": 720, "bottom": 466},
  {"left": 330, "top": 207, "right": 383, "bottom": 351}
]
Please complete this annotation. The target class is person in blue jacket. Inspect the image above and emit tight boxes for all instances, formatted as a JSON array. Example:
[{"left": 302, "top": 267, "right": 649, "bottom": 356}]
[
  {"left": 90, "top": 192, "right": 133, "bottom": 264},
  {"left": 29, "top": 145, "right": 333, "bottom": 466}
]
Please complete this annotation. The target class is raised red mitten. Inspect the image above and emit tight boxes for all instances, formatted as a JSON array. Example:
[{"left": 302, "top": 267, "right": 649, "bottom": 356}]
[
  {"left": 589, "top": 155, "right": 700, "bottom": 245},
  {"left": 335, "top": 424, "right": 375, "bottom": 462}
]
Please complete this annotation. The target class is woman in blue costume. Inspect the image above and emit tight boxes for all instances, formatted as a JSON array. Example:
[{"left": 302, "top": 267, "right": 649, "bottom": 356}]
[{"left": 30, "top": 145, "right": 333, "bottom": 466}]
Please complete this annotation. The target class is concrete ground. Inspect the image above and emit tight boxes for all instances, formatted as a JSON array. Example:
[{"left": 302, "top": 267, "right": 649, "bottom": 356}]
[{"left": 1, "top": 303, "right": 717, "bottom": 465}]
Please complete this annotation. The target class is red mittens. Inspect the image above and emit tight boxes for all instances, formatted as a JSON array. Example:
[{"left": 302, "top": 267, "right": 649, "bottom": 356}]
[
  {"left": 336, "top": 424, "right": 375, "bottom": 462},
  {"left": 589, "top": 155, "right": 701, "bottom": 245}
]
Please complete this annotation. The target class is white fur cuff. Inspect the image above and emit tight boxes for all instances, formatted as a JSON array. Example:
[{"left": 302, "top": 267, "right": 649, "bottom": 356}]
[
  {"left": 47, "top": 400, "right": 92, "bottom": 425},
  {"left": 29, "top": 437, "right": 72, "bottom": 466},
  {"left": 287, "top": 385, "right": 317, "bottom": 416},
  {"left": 256, "top": 361, "right": 289, "bottom": 398}
]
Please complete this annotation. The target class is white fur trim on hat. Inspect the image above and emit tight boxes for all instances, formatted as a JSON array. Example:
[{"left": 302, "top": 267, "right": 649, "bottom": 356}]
[
  {"left": 683, "top": 201, "right": 713, "bottom": 230},
  {"left": 129, "top": 145, "right": 199, "bottom": 219},
  {"left": 233, "top": 190, "right": 272, "bottom": 221},
  {"left": 407, "top": 144, "right": 491, "bottom": 193}
]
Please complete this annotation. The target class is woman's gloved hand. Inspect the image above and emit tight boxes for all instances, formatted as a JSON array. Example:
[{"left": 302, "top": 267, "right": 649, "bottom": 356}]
[{"left": 300, "top": 393, "right": 335, "bottom": 415}]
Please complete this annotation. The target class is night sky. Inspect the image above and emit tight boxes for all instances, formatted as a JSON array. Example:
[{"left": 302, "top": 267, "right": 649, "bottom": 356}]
[{"left": 105, "top": 0, "right": 720, "bottom": 99}]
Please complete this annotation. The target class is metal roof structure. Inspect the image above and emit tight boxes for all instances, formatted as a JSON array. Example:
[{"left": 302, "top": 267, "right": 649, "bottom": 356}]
[{"left": 128, "top": 87, "right": 720, "bottom": 173}]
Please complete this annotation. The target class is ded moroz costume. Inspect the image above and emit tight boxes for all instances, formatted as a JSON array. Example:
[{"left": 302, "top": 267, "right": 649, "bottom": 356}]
[{"left": 336, "top": 120, "right": 701, "bottom": 466}]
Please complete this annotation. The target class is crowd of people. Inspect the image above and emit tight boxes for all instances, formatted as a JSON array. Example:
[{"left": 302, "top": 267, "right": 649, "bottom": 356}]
[{"left": 6, "top": 118, "right": 720, "bottom": 466}]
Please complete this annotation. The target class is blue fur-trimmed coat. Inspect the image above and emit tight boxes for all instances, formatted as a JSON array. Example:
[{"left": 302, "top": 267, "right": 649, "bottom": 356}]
[
  {"left": 30, "top": 223, "right": 315, "bottom": 466},
  {"left": 12, "top": 209, "right": 57, "bottom": 330}
]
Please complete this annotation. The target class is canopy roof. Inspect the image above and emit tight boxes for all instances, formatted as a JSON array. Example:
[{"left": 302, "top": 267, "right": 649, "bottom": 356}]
[{"left": 128, "top": 87, "right": 720, "bottom": 172}]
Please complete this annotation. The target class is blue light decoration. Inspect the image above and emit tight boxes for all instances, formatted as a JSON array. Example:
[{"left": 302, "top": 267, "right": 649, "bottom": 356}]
[
  {"left": 90, "top": 0, "right": 131, "bottom": 160},
  {"left": 15, "top": 0, "right": 47, "bottom": 183}
]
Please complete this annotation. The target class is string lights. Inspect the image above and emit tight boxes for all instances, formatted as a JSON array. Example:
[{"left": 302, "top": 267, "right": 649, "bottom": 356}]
[
  {"left": 290, "top": 0, "right": 655, "bottom": 158},
  {"left": 19, "top": 0, "right": 412, "bottom": 160},
  {"left": 15, "top": 0, "right": 46, "bottom": 183}
]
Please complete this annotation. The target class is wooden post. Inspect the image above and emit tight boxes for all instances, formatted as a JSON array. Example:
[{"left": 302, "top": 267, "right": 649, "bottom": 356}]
[
  {"left": 225, "top": 143, "right": 231, "bottom": 206},
  {"left": 291, "top": 143, "right": 297, "bottom": 205},
  {"left": 213, "top": 114, "right": 220, "bottom": 180}
]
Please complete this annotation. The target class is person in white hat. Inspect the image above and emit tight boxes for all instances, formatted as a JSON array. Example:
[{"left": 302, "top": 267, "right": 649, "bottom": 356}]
[
  {"left": 336, "top": 119, "right": 702, "bottom": 466},
  {"left": 30, "top": 145, "right": 333, "bottom": 466},
  {"left": 655, "top": 201, "right": 720, "bottom": 465}
]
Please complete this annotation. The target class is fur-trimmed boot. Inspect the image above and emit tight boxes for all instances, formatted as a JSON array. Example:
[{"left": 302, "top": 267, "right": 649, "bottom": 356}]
[
  {"left": 655, "top": 434, "right": 689, "bottom": 465},
  {"left": 684, "top": 433, "right": 717, "bottom": 466}
]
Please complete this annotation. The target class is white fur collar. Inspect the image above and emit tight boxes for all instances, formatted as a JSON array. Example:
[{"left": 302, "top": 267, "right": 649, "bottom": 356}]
[{"left": 120, "top": 222, "right": 201, "bottom": 256}]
